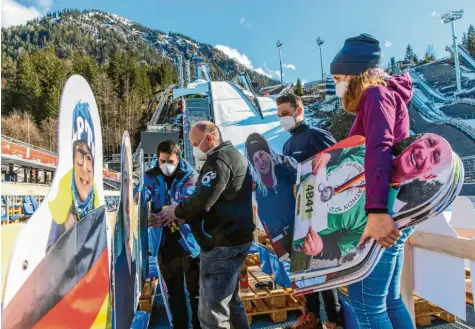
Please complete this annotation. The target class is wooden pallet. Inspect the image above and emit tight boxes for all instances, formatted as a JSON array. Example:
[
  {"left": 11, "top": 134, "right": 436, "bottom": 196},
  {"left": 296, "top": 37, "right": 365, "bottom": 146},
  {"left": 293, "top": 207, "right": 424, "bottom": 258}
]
[
  {"left": 257, "top": 230, "right": 273, "bottom": 250},
  {"left": 240, "top": 266, "right": 306, "bottom": 325},
  {"left": 414, "top": 296, "right": 456, "bottom": 327},
  {"left": 245, "top": 253, "right": 260, "bottom": 267},
  {"left": 138, "top": 278, "right": 158, "bottom": 313}
]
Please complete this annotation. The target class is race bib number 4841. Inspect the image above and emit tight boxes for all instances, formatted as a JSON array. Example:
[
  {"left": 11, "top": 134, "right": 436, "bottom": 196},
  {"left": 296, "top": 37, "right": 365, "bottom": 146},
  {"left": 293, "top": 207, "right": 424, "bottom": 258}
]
[
  {"left": 301, "top": 181, "right": 315, "bottom": 221},
  {"left": 293, "top": 169, "right": 329, "bottom": 242}
]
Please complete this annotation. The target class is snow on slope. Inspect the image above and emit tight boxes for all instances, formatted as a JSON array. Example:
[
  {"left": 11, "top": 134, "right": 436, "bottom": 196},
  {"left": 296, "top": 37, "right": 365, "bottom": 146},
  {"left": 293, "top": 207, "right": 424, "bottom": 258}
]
[
  {"left": 211, "top": 82, "right": 290, "bottom": 156},
  {"left": 466, "top": 119, "right": 475, "bottom": 130}
]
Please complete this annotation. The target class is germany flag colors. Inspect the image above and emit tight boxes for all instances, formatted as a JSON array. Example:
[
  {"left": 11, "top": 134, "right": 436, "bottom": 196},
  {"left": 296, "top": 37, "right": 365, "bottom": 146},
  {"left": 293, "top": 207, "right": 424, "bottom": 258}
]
[{"left": 2, "top": 207, "right": 112, "bottom": 329}]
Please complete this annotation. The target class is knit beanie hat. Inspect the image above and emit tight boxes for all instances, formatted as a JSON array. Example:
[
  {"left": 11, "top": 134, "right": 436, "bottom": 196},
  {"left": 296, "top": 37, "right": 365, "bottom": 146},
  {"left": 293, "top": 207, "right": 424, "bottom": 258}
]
[
  {"left": 245, "top": 133, "right": 271, "bottom": 163},
  {"left": 330, "top": 33, "right": 382, "bottom": 75},
  {"left": 72, "top": 101, "right": 95, "bottom": 162}
]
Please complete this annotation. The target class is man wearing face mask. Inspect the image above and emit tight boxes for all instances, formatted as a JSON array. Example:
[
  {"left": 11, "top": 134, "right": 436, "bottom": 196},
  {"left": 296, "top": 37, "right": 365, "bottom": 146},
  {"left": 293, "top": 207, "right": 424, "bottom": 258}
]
[
  {"left": 277, "top": 94, "right": 343, "bottom": 329},
  {"left": 135, "top": 140, "right": 201, "bottom": 329},
  {"left": 278, "top": 94, "right": 336, "bottom": 162},
  {"left": 157, "top": 121, "right": 255, "bottom": 329}
]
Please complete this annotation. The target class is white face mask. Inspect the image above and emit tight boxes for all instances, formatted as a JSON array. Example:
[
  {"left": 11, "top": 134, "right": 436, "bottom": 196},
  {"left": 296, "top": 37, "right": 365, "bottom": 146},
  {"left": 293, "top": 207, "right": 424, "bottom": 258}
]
[
  {"left": 193, "top": 135, "right": 208, "bottom": 161},
  {"left": 160, "top": 163, "right": 177, "bottom": 176},
  {"left": 193, "top": 146, "right": 207, "bottom": 161},
  {"left": 335, "top": 82, "right": 349, "bottom": 98},
  {"left": 279, "top": 111, "right": 298, "bottom": 131}
]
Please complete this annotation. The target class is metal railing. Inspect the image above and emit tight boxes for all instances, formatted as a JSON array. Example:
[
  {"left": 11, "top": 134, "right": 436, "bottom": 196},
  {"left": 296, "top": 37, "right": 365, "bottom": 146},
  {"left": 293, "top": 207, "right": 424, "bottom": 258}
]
[
  {"left": 411, "top": 90, "right": 475, "bottom": 142},
  {"left": 149, "top": 84, "right": 177, "bottom": 125}
]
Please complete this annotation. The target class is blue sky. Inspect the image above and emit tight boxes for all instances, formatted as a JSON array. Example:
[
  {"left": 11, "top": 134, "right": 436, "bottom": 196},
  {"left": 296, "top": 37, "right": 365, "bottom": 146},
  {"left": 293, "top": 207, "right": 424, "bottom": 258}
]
[{"left": 3, "top": 0, "right": 474, "bottom": 83}]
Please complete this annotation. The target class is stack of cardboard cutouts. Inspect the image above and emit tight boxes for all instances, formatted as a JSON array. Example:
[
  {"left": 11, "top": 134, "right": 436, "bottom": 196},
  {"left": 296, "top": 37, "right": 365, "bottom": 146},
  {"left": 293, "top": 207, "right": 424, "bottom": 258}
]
[
  {"left": 2, "top": 75, "right": 112, "bottom": 329},
  {"left": 137, "top": 149, "right": 149, "bottom": 299},
  {"left": 247, "top": 133, "right": 464, "bottom": 294},
  {"left": 113, "top": 131, "right": 143, "bottom": 329},
  {"left": 2, "top": 75, "right": 149, "bottom": 329}
]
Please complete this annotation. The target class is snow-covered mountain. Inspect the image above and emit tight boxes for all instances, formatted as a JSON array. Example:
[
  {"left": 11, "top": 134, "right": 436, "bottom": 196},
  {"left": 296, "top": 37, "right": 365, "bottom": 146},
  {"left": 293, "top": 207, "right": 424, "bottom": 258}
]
[{"left": 2, "top": 9, "right": 278, "bottom": 87}]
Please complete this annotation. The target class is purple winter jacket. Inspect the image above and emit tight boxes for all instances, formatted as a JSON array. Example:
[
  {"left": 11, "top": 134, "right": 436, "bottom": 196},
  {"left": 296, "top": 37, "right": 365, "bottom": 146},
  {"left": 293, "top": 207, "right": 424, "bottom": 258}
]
[{"left": 348, "top": 73, "right": 413, "bottom": 211}]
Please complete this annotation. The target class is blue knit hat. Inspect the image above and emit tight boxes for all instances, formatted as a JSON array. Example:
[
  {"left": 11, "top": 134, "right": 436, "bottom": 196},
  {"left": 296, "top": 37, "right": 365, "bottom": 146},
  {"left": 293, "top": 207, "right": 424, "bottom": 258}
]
[
  {"left": 72, "top": 101, "right": 95, "bottom": 159},
  {"left": 330, "top": 33, "right": 382, "bottom": 75}
]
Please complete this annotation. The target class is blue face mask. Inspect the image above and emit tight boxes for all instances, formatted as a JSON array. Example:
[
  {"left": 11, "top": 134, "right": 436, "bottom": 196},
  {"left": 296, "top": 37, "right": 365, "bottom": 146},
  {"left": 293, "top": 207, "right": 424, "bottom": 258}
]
[{"left": 71, "top": 170, "right": 94, "bottom": 219}]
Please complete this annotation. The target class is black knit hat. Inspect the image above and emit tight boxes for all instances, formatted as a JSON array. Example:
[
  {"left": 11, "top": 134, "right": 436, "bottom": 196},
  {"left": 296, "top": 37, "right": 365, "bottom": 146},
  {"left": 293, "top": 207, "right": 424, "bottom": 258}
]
[
  {"left": 245, "top": 133, "right": 271, "bottom": 163},
  {"left": 330, "top": 33, "right": 382, "bottom": 75}
]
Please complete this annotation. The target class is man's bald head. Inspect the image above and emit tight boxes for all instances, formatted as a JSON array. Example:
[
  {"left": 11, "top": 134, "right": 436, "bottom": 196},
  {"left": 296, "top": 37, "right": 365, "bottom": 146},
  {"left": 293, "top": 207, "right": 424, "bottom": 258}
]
[{"left": 190, "top": 121, "right": 222, "bottom": 152}]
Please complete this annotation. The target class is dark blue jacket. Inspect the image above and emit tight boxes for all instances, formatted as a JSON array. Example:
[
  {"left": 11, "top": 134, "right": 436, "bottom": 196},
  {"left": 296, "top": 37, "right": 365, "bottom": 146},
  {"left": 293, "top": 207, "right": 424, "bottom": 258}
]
[
  {"left": 283, "top": 120, "right": 336, "bottom": 162},
  {"left": 135, "top": 159, "right": 200, "bottom": 258}
]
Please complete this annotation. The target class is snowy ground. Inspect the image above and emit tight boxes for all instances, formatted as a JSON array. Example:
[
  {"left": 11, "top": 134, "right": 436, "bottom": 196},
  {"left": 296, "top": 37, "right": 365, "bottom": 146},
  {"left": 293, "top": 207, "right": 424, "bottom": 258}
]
[
  {"left": 465, "top": 119, "right": 475, "bottom": 130},
  {"left": 211, "top": 81, "right": 290, "bottom": 156}
]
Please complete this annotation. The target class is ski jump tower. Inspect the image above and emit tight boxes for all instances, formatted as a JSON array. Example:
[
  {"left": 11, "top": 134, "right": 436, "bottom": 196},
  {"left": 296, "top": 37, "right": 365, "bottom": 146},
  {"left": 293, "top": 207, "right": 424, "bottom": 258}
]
[
  {"left": 176, "top": 54, "right": 185, "bottom": 88},
  {"left": 191, "top": 52, "right": 211, "bottom": 82}
]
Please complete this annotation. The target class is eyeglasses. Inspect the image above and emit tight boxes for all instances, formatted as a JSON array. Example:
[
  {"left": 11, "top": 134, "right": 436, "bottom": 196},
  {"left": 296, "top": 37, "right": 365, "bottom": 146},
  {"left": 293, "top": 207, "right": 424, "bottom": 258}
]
[{"left": 75, "top": 147, "right": 93, "bottom": 172}]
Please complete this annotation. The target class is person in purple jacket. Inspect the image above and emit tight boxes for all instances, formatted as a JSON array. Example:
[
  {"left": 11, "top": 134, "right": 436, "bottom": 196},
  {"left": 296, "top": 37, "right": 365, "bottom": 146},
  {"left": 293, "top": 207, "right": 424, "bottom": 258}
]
[{"left": 313, "top": 34, "right": 415, "bottom": 328}]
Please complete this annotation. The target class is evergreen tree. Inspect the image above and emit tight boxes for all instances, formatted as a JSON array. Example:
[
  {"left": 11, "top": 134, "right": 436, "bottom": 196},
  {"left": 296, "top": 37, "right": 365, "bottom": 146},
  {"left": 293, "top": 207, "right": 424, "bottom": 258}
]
[
  {"left": 404, "top": 44, "right": 415, "bottom": 63},
  {"left": 295, "top": 78, "right": 304, "bottom": 96},
  {"left": 15, "top": 53, "right": 41, "bottom": 116},
  {"left": 72, "top": 52, "right": 99, "bottom": 88},
  {"left": 467, "top": 25, "right": 475, "bottom": 57},
  {"left": 462, "top": 32, "right": 468, "bottom": 48}
]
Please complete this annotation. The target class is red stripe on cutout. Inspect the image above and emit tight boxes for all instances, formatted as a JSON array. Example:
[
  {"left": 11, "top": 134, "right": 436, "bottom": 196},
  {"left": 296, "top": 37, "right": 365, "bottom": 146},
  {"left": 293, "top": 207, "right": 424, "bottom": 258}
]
[{"left": 32, "top": 249, "right": 110, "bottom": 329}]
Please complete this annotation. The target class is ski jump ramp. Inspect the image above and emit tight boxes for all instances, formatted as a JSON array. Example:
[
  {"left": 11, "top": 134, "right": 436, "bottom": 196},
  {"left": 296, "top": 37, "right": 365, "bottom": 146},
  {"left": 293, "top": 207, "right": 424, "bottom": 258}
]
[{"left": 210, "top": 81, "right": 290, "bottom": 156}]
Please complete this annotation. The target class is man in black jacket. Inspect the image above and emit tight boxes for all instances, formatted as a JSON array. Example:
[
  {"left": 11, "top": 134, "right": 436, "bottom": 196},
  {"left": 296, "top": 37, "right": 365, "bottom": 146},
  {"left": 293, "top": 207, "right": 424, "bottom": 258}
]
[
  {"left": 157, "top": 121, "right": 255, "bottom": 329},
  {"left": 277, "top": 94, "right": 344, "bottom": 329}
]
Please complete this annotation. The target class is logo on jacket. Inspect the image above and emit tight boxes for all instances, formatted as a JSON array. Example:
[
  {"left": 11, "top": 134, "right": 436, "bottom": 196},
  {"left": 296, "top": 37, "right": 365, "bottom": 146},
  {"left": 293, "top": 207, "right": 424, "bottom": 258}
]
[{"left": 201, "top": 171, "right": 217, "bottom": 187}]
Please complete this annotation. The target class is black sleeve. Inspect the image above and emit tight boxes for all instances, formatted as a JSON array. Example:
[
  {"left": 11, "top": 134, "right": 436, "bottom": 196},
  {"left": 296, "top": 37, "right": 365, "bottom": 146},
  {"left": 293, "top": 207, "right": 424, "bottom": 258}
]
[
  {"left": 175, "top": 158, "right": 232, "bottom": 221},
  {"left": 326, "top": 148, "right": 343, "bottom": 167},
  {"left": 310, "top": 129, "right": 336, "bottom": 153},
  {"left": 314, "top": 231, "right": 342, "bottom": 260}
]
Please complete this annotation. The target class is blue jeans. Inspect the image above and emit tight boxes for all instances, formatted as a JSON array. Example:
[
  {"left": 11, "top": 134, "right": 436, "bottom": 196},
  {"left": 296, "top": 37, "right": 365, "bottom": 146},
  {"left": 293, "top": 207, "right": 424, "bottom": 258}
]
[
  {"left": 348, "top": 228, "right": 415, "bottom": 329},
  {"left": 198, "top": 243, "right": 251, "bottom": 329}
]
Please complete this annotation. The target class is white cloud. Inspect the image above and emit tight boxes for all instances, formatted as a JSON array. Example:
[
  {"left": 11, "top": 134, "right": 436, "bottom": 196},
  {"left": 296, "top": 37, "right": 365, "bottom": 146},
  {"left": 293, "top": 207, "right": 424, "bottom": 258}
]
[
  {"left": 214, "top": 48, "right": 277, "bottom": 79},
  {"left": 283, "top": 63, "right": 296, "bottom": 70},
  {"left": 239, "top": 16, "right": 252, "bottom": 27},
  {"left": 215, "top": 44, "right": 253, "bottom": 69},
  {"left": 2, "top": 0, "right": 53, "bottom": 28},
  {"left": 274, "top": 71, "right": 285, "bottom": 78},
  {"left": 384, "top": 41, "right": 392, "bottom": 48},
  {"left": 38, "top": 0, "right": 53, "bottom": 10},
  {"left": 254, "top": 67, "right": 272, "bottom": 79},
  {"left": 431, "top": 11, "right": 441, "bottom": 18}
]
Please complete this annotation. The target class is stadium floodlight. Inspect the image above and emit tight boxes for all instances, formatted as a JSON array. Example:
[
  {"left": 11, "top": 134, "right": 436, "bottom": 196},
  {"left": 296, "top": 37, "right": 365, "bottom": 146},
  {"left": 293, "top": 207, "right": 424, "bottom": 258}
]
[
  {"left": 441, "top": 10, "right": 464, "bottom": 24},
  {"left": 442, "top": 9, "right": 464, "bottom": 93},
  {"left": 276, "top": 40, "right": 283, "bottom": 84},
  {"left": 316, "top": 37, "right": 325, "bottom": 80}
]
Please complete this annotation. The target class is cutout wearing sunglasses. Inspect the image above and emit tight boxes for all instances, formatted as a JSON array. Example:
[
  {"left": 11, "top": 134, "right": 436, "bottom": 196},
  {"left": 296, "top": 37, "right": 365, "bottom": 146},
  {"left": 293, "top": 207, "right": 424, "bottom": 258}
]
[{"left": 75, "top": 145, "right": 93, "bottom": 172}]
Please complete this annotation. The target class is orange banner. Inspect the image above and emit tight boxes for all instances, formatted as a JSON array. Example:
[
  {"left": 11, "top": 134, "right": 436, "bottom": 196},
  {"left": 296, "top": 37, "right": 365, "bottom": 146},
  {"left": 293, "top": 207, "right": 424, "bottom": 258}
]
[{"left": 1, "top": 140, "right": 120, "bottom": 182}]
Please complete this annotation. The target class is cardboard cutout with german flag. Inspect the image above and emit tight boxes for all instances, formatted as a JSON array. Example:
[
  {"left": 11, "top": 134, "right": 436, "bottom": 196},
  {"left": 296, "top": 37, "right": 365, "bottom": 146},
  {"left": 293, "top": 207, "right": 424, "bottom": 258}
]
[
  {"left": 2, "top": 75, "right": 111, "bottom": 328},
  {"left": 112, "top": 131, "right": 137, "bottom": 329}
]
